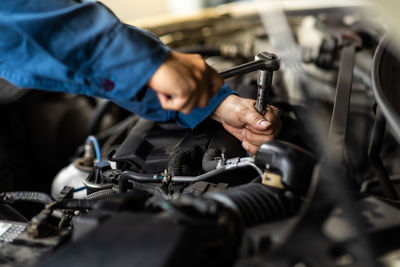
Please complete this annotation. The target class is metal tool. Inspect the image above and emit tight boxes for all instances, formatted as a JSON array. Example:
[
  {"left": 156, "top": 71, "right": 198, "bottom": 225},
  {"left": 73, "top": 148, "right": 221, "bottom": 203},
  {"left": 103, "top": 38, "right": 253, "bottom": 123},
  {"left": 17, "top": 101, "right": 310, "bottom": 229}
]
[{"left": 219, "top": 51, "right": 280, "bottom": 114}]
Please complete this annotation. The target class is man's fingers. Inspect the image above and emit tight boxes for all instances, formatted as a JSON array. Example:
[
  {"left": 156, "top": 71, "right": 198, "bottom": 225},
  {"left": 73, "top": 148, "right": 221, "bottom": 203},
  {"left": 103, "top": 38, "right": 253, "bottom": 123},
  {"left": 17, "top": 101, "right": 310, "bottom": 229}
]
[
  {"left": 243, "top": 128, "right": 275, "bottom": 146},
  {"left": 240, "top": 110, "right": 271, "bottom": 131},
  {"left": 157, "top": 92, "right": 192, "bottom": 113},
  {"left": 267, "top": 104, "right": 280, "bottom": 113},
  {"left": 158, "top": 90, "right": 213, "bottom": 114},
  {"left": 240, "top": 105, "right": 282, "bottom": 152},
  {"left": 242, "top": 141, "right": 258, "bottom": 155},
  {"left": 265, "top": 105, "right": 281, "bottom": 120},
  {"left": 181, "top": 88, "right": 213, "bottom": 112},
  {"left": 149, "top": 51, "right": 225, "bottom": 114},
  {"left": 244, "top": 105, "right": 281, "bottom": 134}
]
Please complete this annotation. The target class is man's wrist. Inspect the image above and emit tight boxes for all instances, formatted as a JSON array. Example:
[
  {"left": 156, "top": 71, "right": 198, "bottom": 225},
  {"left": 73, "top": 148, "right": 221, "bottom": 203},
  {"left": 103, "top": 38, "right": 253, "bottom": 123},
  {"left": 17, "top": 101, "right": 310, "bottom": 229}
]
[
  {"left": 211, "top": 94, "right": 238, "bottom": 124},
  {"left": 175, "top": 83, "right": 235, "bottom": 129}
]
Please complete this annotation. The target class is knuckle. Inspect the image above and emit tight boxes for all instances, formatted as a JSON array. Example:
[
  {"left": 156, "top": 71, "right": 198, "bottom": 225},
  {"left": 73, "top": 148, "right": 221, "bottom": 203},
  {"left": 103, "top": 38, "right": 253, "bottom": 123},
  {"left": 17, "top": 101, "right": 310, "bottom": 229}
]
[
  {"left": 250, "top": 114, "right": 262, "bottom": 124},
  {"left": 198, "top": 59, "right": 207, "bottom": 72},
  {"left": 192, "top": 54, "right": 202, "bottom": 60},
  {"left": 237, "top": 108, "right": 249, "bottom": 120},
  {"left": 270, "top": 105, "right": 281, "bottom": 115},
  {"left": 232, "top": 104, "right": 243, "bottom": 114}
]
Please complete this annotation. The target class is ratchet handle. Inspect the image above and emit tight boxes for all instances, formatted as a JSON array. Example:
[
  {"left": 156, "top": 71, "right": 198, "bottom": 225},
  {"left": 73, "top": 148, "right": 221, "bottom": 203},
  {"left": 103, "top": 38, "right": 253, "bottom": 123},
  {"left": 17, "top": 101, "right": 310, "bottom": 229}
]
[{"left": 218, "top": 52, "right": 280, "bottom": 114}]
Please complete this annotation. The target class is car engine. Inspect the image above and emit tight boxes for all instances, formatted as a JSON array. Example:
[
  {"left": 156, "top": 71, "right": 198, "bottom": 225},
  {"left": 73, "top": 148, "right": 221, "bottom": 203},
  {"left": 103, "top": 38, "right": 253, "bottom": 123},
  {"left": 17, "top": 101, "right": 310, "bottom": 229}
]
[{"left": 1, "top": 2, "right": 400, "bottom": 267}]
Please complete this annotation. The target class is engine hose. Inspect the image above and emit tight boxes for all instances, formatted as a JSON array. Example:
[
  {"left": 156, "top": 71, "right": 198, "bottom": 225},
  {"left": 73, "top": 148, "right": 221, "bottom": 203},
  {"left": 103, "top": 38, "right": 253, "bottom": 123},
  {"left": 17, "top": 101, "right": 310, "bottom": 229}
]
[
  {"left": 53, "top": 199, "right": 98, "bottom": 210},
  {"left": 171, "top": 161, "right": 263, "bottom": 183},
  {"left": 121, "top": 171, "right": 160, "bottom": 183},
  {"left": 208, "top": 183, "right": 299, "bottom": 227},
  {"left": 87, "top": 99, "right": 113, "bottom": 136},
  {"left": 0, "top": 191, "right": 54, "bottom": 205},
  {"left": 85, "top": 189, "right": 117, "bottom": 200},
  {"left": 168, "top": 147, "right": 200, "bottom": 176}
]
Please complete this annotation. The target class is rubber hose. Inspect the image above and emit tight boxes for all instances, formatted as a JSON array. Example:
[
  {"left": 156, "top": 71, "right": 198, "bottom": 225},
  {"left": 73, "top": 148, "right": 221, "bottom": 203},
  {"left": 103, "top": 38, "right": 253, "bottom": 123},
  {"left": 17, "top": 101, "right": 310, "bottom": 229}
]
[
  {"left": 219, "top": 183, "right": 299, "bottom": 227},
  {"left": 87, "top": 99, "right": 113, "bottom": 136},
  {"left": 121, "top": 171, "right": 158, "bottom": 183},
  {"left": 168, "top": 147, "right": 200, "bottom": 176},
  {"left": 54, "top": 199, "right": 98, "bottom": 210},
  {"left": 0, "top": 191, "right": 54, "bottom": 205},
  {"left": 85, "top": 189, "right": 117, "bottom": 200}
]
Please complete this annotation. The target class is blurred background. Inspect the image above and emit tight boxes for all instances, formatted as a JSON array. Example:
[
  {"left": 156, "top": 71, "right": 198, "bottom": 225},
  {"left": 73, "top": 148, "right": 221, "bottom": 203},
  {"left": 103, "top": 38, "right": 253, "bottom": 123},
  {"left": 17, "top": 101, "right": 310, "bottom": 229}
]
[
  {"left": 98, "top": 0, "right": 400, "bottom": 56},
  {"left": 100, "top": 0, "right": 246, "bottom": 21},
  {"left": 98, "top": 0, "right": 399, "bottom": 40}
]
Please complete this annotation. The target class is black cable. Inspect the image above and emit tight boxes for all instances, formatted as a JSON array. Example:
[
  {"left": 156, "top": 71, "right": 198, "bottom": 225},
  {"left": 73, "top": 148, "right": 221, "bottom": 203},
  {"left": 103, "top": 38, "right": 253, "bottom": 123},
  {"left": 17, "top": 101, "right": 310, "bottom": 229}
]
[
  {"left": 0, "top": 191, "right": 54, "bottom": 205},
  {"left": 120, "top": 171, "right": 161, "bottom": 183},
  {"left": 327, "top": 43, "right": 357, "bottom": 163},
  {"left": 87, "top": 99, "right": 113, "bottom": 136},
  {"left": 171, "top": 162, "right": 263, "bottom": 183},
  {"left": 368, "top": 107, "right": 399, "bottom": 199},
  {"left": 371, "top": 36, "right": 400, "bottom": 144},
  {"left": 101, "top": 116, "right": 139, "bottom": 157},
  {"left": 96, "top": 115, "right": 138, "bottom": 141},
  {"left": 85, "top": 189, "right": 117, "bottom": 200},
  {"left": 53, "top": 199, "right": 98, "bottom": 210}
]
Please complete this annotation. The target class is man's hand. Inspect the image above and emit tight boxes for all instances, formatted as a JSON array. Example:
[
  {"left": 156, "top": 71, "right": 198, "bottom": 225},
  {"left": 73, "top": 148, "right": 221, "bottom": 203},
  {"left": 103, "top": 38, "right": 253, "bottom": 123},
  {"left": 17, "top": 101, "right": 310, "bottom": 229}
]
[
  {"left": 148, "top": 51, "right": 223, "bottom": 114},
  {"left": 211, "top": 95, "right": 282, "bottom": 154}
]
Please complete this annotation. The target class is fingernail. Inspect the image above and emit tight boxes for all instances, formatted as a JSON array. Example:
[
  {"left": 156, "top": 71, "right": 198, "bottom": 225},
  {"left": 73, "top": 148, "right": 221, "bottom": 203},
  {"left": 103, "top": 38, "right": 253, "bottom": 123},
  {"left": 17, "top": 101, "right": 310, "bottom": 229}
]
[
  {"left": 242, "top": 142, "right": 249, "bottom": 151},
  {"left": 242, "top": 130, "right": 246, "bottom": 138},
  {"left": 259, "top": 120, "right": 271, "bottom": 127}
]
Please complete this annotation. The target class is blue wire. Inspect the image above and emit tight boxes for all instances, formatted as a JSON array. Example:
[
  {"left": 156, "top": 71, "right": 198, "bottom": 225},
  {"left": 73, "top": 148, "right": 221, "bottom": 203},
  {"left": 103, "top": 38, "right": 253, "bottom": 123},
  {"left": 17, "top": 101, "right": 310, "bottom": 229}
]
[
  {"left": 87, "top": 135, "right": 102, "bottom": 162},
  {"left": 74, "top": 186, "right": 86, "bottom": 192}
]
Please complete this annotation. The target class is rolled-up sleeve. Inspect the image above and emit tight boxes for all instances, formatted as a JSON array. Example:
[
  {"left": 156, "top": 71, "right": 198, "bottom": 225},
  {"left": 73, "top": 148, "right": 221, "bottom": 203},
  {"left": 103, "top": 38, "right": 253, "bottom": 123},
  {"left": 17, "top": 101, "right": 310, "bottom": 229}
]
[
  {"left": 114, "top": 83, "right": 235, "bottom": 129},
  {"left": 0, "top": 0, "right": 235, "bottom": 129},
  {"left": 0, "top": 0, "right": 169, "bottom": 100}
]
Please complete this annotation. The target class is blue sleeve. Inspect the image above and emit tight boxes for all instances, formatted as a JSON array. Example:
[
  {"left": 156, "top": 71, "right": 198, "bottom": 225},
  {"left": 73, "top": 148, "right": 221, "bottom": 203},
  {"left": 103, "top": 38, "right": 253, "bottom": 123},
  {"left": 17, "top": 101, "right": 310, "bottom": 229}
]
[
  {"left": 0, "top": 0, "right": 235, "bottom": 129},
  {"left": 114, "top": 83, "right": 235, "bottom": 129},
  {"left": 0, "top": 0, "right": 169, "bottom": 101}
]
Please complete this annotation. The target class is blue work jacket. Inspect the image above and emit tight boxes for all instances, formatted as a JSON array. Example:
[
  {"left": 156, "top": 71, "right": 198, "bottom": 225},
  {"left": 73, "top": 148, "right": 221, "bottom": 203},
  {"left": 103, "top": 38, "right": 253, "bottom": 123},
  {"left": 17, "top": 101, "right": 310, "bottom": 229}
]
[{"left": 0, "top": 0, "right": 234, "bottom": 128}]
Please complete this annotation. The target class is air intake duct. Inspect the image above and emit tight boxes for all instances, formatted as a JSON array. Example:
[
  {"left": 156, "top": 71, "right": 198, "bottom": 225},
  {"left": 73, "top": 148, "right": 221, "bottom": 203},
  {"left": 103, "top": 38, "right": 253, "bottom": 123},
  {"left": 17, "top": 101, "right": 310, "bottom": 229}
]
[{"left": 207, "top": 183, "right": 299, "bottom": 227}]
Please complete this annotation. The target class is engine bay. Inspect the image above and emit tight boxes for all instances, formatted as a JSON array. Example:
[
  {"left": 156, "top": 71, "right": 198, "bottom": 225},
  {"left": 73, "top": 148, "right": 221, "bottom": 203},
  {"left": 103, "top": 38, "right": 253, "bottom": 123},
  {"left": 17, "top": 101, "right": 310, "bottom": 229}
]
[{"left": 2, "top": 2, "right": 400, "bottom": 267}]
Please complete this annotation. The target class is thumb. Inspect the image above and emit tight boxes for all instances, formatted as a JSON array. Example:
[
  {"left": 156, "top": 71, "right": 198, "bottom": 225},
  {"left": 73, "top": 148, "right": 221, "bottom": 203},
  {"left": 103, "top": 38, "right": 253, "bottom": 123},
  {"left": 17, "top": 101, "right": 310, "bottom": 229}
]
[
  {"left": 156, "top": 92, "right": 187, "bottom": 112},
  {"left": 241, "top": 110, "right": 271, "bottom": 130}
]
